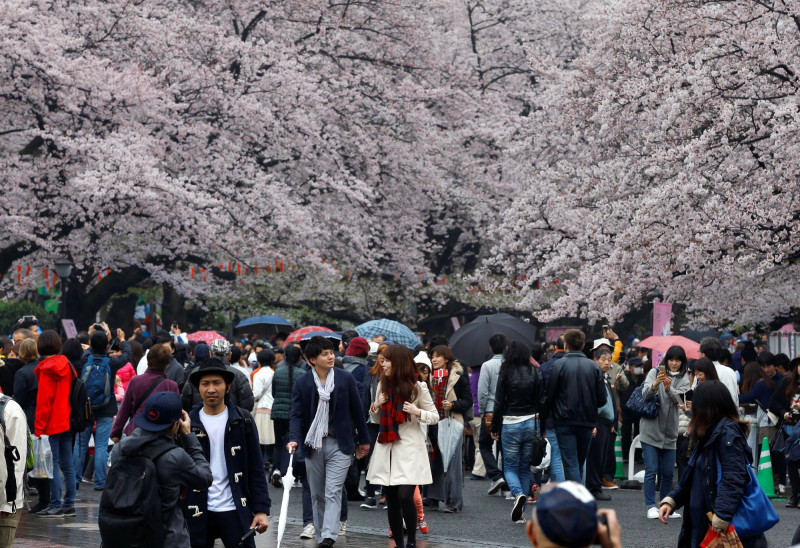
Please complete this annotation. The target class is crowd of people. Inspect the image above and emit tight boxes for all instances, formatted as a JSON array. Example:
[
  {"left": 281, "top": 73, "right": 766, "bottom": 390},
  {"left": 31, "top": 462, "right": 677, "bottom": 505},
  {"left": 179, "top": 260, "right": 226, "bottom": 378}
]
[{"left": 0, "top": 315, "right": 796, "bottom": 547}]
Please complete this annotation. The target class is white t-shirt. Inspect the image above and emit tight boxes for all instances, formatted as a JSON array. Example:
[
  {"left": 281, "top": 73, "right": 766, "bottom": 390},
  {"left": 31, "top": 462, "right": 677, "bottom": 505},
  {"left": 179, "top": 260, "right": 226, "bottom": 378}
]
[{"left": 200, "top": 407, "right": 236, "bottom": 512}]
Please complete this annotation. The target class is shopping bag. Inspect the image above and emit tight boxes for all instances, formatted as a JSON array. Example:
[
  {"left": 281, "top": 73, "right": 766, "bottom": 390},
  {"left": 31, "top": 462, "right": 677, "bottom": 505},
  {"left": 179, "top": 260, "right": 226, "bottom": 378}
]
[
  {"left": 30, "top": 435, "right": 53, "bottom": 479},
  {"left": 700, "top": 525, "right": 744, "bottom": 548}
]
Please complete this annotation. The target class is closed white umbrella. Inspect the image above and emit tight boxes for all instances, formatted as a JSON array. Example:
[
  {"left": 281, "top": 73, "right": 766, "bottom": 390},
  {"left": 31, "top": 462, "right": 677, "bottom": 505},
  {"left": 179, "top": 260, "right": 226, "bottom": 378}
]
[{"left": 276, "top": 453, "right": 295, "bottom": 548}]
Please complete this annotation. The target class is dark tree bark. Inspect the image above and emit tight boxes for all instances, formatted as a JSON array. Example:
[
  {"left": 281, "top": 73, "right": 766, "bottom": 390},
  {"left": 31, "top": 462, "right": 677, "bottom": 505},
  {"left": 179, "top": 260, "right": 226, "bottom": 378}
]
[{"left": 161, "top": 282, "right": 187, "bottom": 331}]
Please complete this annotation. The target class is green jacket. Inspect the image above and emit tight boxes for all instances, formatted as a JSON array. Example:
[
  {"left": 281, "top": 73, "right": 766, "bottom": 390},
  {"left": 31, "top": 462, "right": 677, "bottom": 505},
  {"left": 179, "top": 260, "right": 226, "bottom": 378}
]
[{"left": 270, "top": 365, "right": 306, "bottom": 420}]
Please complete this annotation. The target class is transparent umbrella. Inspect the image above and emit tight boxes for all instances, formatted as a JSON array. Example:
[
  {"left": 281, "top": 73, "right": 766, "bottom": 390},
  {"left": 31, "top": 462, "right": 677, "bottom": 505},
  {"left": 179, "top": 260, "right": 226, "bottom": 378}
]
[{"left": 437, "top": 414, "right": 464, "bottom": 473}]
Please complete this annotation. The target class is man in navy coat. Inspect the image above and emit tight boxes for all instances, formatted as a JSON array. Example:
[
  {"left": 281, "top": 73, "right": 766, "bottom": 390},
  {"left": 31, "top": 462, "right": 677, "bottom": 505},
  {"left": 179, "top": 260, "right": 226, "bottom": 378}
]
[
  {"left": 183, "top": 358, "right": 270, "bottom": 547},
  {"left": 287, "top": 336, "right": 370, "bottom": 547}
]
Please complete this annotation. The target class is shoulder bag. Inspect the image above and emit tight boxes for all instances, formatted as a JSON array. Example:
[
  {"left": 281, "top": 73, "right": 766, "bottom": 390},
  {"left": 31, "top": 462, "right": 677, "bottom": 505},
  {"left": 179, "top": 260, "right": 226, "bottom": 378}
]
[
  {"left": 624, "top": 384, "right": 660, "bottom": 419},
  {"left": 530, "top": 416, "right": 547, "bottom": 467},
  {"left": 710, "top": 451, "right": 778, "bottom": 537}
]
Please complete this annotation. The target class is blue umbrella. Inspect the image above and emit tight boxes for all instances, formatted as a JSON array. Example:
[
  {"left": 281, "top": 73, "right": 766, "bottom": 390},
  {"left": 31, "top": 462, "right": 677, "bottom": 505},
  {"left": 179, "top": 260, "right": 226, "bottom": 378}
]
[
  {"left": 235, "top": 315, "right": 293, "bottom": 335},
  {"left": 355, "top": 319, "right": 419, "bottom": 349}
]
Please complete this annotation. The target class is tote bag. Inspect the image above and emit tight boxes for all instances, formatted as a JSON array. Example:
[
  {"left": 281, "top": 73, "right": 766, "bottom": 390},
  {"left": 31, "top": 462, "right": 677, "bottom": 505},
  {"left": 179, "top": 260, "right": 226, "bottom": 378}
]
[{"left": 715, "top": 456, "right": 779, "bottom": 537}]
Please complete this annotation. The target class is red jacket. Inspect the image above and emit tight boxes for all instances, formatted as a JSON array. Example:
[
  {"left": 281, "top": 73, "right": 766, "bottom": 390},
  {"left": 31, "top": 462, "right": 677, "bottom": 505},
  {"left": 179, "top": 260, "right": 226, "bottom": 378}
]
[
  {"left": 116, "top": 363, "right": 136, "bottom": 390},
  {"left": 34, "top": 355, "right": 74, "bottom": 436}
]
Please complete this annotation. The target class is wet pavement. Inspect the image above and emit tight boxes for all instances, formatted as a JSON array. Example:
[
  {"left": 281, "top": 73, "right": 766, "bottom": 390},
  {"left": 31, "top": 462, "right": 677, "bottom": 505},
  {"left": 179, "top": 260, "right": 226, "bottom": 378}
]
[
  {"left": 14, "top": 472, "right": 800, "bottom": 547},
  {"left": 14, "top": 484, "right": 515, "bottom": 548}
]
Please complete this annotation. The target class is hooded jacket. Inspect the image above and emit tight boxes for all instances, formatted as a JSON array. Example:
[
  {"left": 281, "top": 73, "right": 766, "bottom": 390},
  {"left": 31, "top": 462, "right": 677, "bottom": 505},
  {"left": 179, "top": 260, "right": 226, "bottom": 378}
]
[
  {"left": 340, "top": 356, "right": 367, "bottom": 384},
  {"left": 116, "top": 363, "right": 136, "bottom": 390},
  {"left": 112, "top": 429, "right": 213, "bottom": 548},
  {"left": 34, "top": 355, "right": 74, "bottom": 436},
  {"left": 640, "top": 368, "right": 690, "bottom": 450}
]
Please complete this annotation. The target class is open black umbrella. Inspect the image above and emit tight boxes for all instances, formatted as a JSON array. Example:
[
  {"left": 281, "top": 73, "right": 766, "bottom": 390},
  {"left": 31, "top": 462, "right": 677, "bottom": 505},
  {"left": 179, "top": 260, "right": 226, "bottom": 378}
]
[
  {"left": 235, "top": 315, "right": 293, "bottom": 336},
  {"left": 450, "top": 313, "right": 537, "bottom": 367}
]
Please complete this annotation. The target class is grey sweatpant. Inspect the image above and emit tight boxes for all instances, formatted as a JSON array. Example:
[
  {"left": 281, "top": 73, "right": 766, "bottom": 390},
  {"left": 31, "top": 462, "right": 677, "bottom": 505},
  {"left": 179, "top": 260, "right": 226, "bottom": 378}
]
[{"left": 305, "top": 437, "right": 352, "bottom": 542}]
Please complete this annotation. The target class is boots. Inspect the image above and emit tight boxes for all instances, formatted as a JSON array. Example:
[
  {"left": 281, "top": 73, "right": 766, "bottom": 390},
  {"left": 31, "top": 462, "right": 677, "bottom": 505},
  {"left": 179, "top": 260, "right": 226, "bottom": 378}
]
[{"left": 785, "top": 494, "right": 798, "bottom": 508}]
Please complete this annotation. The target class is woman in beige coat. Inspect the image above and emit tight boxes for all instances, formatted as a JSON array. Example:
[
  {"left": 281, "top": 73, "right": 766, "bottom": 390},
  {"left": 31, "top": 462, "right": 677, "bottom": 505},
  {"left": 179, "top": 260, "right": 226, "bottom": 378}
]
[{"left": 367, "top": 346, "right": 439, "bottom": 548}]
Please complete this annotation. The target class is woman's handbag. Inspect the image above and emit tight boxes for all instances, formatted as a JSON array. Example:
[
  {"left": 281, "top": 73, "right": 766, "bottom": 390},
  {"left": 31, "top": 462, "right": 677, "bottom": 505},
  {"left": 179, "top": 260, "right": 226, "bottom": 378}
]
[
  {"left": 530, "top": 417, "right": 547, "bottom": 467},
  {"left": 713, "top": 455, "right": 779, "bottom": 537},
  {"left": 624, "top": 384, "right": 660, "bottom": 419},
  {"left": 770, "top": 420, "right": 788, "bottom": 453}
]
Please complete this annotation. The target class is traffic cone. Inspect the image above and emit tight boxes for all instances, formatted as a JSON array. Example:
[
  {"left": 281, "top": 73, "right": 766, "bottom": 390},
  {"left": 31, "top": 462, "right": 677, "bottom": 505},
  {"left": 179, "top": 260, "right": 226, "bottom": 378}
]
[
  {"left": 614, "top": 436, "right": 625, "bottom": 480},
  {"left": 757, "top": 436, "right": 777, "bottom": 498}
]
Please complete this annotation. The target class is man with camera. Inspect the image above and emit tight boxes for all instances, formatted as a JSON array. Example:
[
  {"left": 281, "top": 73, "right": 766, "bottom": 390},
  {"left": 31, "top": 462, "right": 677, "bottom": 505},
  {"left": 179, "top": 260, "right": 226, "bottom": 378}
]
[
  {"left": 526, "top": 482, "right": 622, "bottom": 548},
  {"left": 73, "top": 325, "right": 131, "bottom": 491}
]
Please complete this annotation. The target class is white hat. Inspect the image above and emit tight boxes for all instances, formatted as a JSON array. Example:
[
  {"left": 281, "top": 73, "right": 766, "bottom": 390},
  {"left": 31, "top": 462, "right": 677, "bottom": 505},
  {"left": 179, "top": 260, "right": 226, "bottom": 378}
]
[
  {"left": 368, "top": 342, "right": 380, "bottom": 356},
  {"left": 414, "top": 351, "right": 432, "bottom": 368},
  {"left": 592, "top": 338, "right": 613, "bottom": 351}
]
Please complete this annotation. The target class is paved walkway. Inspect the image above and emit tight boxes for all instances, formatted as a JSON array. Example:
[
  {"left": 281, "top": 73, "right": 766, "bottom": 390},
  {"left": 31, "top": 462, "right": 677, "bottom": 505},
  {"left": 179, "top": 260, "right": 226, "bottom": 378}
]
[{"left": 14, "top": 488, "right": 511, "bottom": 548}]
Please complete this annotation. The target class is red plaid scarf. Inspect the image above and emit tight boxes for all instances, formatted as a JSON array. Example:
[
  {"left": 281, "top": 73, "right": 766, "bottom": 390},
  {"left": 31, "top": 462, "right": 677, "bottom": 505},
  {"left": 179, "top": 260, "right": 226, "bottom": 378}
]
[
  {"left": 431, "top": 367, "right": 449, "bottom": 419},
  {"left": 378, "top": 386, "right": 406, "bottom": 444}
]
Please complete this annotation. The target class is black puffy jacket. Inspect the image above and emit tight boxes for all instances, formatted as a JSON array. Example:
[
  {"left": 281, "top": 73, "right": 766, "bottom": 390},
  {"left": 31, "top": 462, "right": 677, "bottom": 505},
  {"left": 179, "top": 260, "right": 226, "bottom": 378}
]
[
  {"left": 491, "top": 365, "right": 544, "bottom": 435},
  {"left": 545, "top": 352, "right": 607, "bottom": 428}
]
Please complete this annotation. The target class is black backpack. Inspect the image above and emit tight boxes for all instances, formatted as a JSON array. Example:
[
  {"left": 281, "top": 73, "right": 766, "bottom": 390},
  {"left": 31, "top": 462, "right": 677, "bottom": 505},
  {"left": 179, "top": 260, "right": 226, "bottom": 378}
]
[
  {"left": 98, "top": 439, "right": 174, "bottom": 548},
  {"left": 0, "top": 396, "right": 20, "bottom": 510},
  {"left": 68, "top": 362, "right": 93, "bottom": 432}
]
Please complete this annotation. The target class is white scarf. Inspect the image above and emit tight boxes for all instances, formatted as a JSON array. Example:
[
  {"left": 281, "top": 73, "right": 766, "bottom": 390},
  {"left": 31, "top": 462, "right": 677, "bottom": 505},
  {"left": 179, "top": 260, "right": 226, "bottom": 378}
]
[{"left": 305, "top": 368, "right": 335, "bottom": 451}]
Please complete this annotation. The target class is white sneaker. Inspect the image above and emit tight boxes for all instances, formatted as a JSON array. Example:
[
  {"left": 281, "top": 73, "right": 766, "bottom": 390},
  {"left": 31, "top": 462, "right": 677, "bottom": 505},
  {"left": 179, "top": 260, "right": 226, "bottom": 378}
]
[
  {"left": 669, "top": 512, "right": 681, "bottom": 518},
  {"left": 647, "top": 507, "right": 660, "bottom": 519},
  {"left": 504, "top": 490, "right": 515, "bottom": 500},
  {"left": 779, "top": 484, "right": 787, "bottom": 495},
  {"left": 339, "top": 520, "right": 347, "bottom": 535},
  {"left": 300, "top": 523, "right": 315, "bottom": 539}
]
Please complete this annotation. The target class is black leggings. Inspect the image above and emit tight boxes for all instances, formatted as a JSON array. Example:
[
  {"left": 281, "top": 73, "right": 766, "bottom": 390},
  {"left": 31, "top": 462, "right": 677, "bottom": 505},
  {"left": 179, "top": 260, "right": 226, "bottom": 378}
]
[{"left": 385, "top": 485, "right": 416, "bottom": 546}]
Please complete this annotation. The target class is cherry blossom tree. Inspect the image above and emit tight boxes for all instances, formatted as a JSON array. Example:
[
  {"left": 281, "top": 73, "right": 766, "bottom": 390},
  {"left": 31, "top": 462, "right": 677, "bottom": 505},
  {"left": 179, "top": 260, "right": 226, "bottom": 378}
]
[
  {"left": 489, "top": 0, "right": 800, "bottom": 326},
  {"left": 1, "top": 0, "right": 510, "bottom": 321}
]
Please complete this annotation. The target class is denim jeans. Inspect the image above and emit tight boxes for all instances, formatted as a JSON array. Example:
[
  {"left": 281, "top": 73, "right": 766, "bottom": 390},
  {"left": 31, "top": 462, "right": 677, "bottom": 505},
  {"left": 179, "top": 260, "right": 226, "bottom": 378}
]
[
  {"left": 49, "top": 431, "right": 76, "bottom": 508},
  {"left": 554, "top": 425, "right": 594, "bottom": 483},
  {"left": 545, "top": 427, "right": 565, "bottom": 482},
  {"left": 641, "top": 442, "right": 676, "bottom": 508},
  {"left": 73, "top": 416, "right": 113, "bottom": 488},
  {"left": 501, "top": 418, "right": 536, "bottom": 499}
]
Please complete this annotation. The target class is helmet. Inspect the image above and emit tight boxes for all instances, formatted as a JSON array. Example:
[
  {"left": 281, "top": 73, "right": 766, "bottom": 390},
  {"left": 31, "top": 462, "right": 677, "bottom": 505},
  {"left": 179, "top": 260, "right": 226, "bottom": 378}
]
[{"left": 209, "top": 338, "right": 231, "bottom": 357}]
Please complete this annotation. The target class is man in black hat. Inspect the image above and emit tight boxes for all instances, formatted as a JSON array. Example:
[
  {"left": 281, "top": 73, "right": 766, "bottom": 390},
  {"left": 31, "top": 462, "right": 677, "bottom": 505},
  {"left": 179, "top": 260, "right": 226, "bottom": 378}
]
[
  {"left": 184, "top": 357, "right": 270, "bottom": 548},
  {"left": 108, "top": 392, "right": 213, "bottom": 547}
]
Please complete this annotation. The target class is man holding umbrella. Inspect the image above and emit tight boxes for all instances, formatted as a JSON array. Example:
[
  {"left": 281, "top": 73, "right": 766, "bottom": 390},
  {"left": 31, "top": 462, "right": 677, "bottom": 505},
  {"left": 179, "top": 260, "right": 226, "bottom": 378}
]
[{"left": 183, "top": 357, "right": 270, "bottom": 547}]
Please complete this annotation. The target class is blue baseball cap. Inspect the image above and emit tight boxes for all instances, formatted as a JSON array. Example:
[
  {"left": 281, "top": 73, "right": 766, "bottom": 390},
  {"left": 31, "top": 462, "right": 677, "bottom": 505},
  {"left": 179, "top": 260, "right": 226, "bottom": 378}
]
[
  {"left": 536, "top": 481, "right": 598, "bottom": 548},
  {"left": 134, "top": 392, "right": 182, "bottom": 432}
]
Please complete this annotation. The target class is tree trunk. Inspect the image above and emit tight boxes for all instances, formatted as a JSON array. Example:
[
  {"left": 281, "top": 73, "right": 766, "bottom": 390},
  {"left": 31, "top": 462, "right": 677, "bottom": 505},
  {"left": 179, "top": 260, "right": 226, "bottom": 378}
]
[
  {"left": 72, "top": 267, "right": 151, "bottom": 330},
  {"left": 162, "top": 283, "right": 187, "bottom": 331}
]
